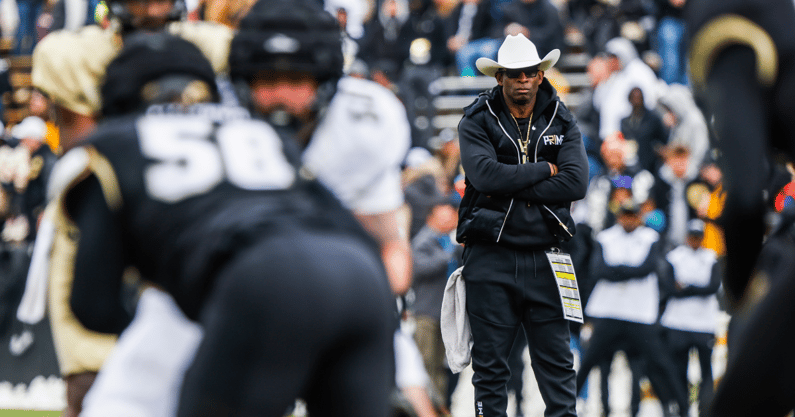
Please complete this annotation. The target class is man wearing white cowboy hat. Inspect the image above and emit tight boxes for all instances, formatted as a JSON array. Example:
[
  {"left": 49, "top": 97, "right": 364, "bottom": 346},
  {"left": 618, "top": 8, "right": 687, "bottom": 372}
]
[{"left": 454, "top": 33, "right": 588, "bottom": 417}]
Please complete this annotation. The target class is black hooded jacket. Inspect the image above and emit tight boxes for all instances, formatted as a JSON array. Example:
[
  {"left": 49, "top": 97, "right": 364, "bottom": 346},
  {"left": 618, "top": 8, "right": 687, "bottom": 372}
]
[{"left": 456, "top": 78, "right": 588, "bottom": 248}]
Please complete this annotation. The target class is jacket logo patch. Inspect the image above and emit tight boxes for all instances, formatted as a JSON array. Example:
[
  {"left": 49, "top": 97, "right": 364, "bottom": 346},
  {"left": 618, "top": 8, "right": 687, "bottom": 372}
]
[{"left": 543, "top": 135, "right": 564, "bottom": 145}]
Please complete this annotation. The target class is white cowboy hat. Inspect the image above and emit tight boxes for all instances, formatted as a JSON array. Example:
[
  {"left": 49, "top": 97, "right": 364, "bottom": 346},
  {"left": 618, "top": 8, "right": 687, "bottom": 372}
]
[{"left": 475, "top": 33, "right": 560, "bottom": 77}]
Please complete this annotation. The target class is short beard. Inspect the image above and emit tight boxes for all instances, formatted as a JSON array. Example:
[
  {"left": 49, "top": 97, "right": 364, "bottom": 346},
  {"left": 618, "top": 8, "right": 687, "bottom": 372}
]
[{"left": 512, "top": 97, "right": 530, "bottom": 106}]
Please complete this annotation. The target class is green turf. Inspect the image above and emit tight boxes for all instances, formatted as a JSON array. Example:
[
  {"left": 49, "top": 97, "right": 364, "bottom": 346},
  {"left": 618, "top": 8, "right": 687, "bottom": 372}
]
[{"left": 0, "top": 411, "right": 61, "bottom": 416}]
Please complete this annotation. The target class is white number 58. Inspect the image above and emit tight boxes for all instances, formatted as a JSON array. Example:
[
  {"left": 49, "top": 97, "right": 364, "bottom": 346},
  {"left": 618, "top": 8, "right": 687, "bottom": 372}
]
[{"left": 137, "top": 117, "right": 296, "bottom": 203}]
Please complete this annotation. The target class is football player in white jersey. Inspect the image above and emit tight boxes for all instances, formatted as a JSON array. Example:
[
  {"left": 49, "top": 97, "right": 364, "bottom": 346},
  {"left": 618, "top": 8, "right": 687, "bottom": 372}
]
[
  {"left": 229, "top": 3, "right": 441, "bottom": 414},
  {"left": 230, "top": 0, "right": 413, "bottom": 296}
]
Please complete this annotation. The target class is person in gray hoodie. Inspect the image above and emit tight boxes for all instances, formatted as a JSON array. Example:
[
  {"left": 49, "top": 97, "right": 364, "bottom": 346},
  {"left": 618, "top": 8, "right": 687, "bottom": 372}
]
[{"left": 657, "top": 84, "right": 709, "bottom": 178}]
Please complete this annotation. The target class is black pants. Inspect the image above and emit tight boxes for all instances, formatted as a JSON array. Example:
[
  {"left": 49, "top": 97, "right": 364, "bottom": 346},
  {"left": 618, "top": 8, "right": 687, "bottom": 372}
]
[
  {"left": 596, "top": 342, "right": 643, "bottom": 417},
  {"left": 177, "top": 230, "right": 395, "bottom": 417},
  {"left": 464, "top": 243, "right": 577, "bottom": 417},
  {"left": 665, "top": 329, "right": 714, "bottom": 417},
  {"left": 577, "top": 318, "right": 687, "bottom": 416}
]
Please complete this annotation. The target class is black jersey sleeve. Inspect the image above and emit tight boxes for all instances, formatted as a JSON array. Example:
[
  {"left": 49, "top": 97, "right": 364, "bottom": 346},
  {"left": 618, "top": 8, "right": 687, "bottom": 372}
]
[
  {"left": 67, "top": 174, "right": 133, "bottom": 334},
  {"left": 701, "top": 46, "right": 768, "bottom": 308}
]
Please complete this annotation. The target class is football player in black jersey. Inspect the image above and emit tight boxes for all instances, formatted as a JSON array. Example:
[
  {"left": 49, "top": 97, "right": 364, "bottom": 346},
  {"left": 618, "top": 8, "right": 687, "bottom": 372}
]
[
  {"left": 29, "top": 0, "right": 232, "bottom": 413},
  {"left": 64, "top": 33, "right": 395, "bottom": 416},
  {"left": 687, "top": 0, "right": 795, "bottom": 415},
  {"left": 29, "top": 1, "right": 231, "bottom": 413}
]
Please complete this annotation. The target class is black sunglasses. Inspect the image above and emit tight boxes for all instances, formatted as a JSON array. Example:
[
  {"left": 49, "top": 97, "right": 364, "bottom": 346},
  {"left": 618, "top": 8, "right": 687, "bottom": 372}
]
[{"left": 500, "top": 68, "right": 540, "bottom": 79}]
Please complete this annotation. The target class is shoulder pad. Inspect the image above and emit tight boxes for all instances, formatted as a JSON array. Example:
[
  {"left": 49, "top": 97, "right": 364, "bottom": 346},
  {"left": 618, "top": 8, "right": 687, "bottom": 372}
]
[
  {"left": 47, "top": 147, "right": 90, "bottom": 202},
  {"left": 689, "top": 14, "right": 777, "bottom": 90}
]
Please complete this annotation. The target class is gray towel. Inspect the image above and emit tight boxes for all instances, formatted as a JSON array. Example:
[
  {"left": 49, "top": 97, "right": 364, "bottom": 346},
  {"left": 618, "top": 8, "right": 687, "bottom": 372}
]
[{"left": 440, "top": 266, "right": 472, "bottom": 373}]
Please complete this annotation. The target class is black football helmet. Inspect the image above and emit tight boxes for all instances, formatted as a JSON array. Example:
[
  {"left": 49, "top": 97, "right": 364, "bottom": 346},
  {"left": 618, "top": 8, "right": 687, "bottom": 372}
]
[
  {"left": 228, "top": 0, "right": 344, "bottom": 142},
  {"left": 101, "top": 32, "right": 219, "bottom": 117},
  {"left": 229, "top": 0, "right": 343, "bottom": 86},
  {"left": 106, "top": 0, "right": 186, "bottom": 33}
]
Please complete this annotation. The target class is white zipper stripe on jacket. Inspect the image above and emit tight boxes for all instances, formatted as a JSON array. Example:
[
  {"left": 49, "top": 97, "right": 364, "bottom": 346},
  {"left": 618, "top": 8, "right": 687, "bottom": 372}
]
[
  {"left": 534, "top": 100, "right": 574, "bottom": 238},
  {"left": 486, "top": 100, "right": 518, "bottom": 242}
]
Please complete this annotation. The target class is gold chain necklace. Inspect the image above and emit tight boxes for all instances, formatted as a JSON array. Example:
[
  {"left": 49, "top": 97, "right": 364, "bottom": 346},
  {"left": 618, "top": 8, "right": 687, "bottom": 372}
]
[{"left": 512, "top": 112, "right": 533, "bottom": 164}]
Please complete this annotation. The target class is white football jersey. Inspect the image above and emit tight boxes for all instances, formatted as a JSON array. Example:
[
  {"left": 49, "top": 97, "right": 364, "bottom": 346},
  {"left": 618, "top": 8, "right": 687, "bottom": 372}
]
[{"left": 303, "top": 76, "right": 411, "bottom": 215}]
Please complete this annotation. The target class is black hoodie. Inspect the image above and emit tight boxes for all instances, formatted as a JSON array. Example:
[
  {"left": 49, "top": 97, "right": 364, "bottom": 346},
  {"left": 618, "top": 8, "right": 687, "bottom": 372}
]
[{"left": 456, "top": 78, "right": 588, "bottom": 248}]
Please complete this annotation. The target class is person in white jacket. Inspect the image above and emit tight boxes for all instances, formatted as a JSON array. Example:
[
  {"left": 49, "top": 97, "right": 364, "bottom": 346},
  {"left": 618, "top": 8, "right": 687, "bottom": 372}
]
[
  {"left": 593, "top": 36, "right": 662, "bottom": 141},
  {"left": 659, "top": 219, "right": 721, "bottom": 417},
  {"left": 577, "top": 199, "right": 687, "bottom": 417}
]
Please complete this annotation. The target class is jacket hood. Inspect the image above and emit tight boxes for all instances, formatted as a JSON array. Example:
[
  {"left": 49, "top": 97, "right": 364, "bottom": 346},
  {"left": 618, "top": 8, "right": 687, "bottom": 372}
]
[
  {"left": 464, "top": 77, "right": 559, "bottom": 119},
  {"left": 658, "top": 84, "right": 697, "bottom": 119}
]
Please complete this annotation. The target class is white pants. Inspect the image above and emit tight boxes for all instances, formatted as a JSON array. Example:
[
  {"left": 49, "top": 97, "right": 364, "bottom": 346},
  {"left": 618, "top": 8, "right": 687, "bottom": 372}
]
[
  {"left": 80, "top": 288, "right": 203, "bottom": 417},
  {"left": 394, "top": 326, "right": 430, "bottom": 390}
]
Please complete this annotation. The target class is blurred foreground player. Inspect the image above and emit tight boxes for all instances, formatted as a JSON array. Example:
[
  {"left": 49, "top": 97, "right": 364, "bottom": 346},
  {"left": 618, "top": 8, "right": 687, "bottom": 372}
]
[
  {"left": 230, "top": 2, "right": 444, "bottom": 414},
  {"left": 28, "top": 1, "right": 232, "bottom": 415},
  {"left": 687, "top": 0, "right": 795, "bottom": 415},
  {"left": 62, "top": 33, "right": 395, "bottom": 416},
  {"left": 230, "top": 0, "right": 413, "bottom": 296}
]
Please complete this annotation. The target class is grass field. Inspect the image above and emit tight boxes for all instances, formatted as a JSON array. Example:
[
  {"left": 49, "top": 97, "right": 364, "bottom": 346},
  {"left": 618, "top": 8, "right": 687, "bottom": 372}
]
[{"left": 0, "top": 411, "right": 61, "bottom": 416}]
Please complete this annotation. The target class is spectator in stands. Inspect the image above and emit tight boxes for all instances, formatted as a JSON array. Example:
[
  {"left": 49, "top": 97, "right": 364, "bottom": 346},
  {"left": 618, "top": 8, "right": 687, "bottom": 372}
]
[
  {"left": 620, "top": 86, "right": 668, "bottom": 173},
  {"left": 428, "top": 128, "right": 461, "bottom": 193},
  {"left": 194, "top": 0, "right": 256, "bottom": 28},
  {"left": 594, "top": 36, "right": 661, "bottom": 141},
  {"left": 695, "top": 158, "right": 725, "bottom": 256},
  {"left": 649, "top": 144, "right": 699, "bottom": 251},
  {"left": 582, "top": 133, "right": 655, "bottom": 234},
  {"left": 330, "top": 5, "right": 361, "bottom": 74},
  {"left": 654, "top": 0, "right": 687, "bottom": 85},
  {"left": 325, "top": 0, "right": 367, "bottom": 40},
  {"left": 10, "top": 115, "right": 54, "bottom": 243},
  {"left": 359, "top": 0, "right": 414, "bottom": 86},
  {"left": 26, "top": 89, "right": 59, "bottom": 154},
  {"left": 403, "top": 147, "right": 449, "bottom": 239},
  {"left": 0, "top": 57, "right": 11, "bottom": 125},
  {"left": 0, "top": 132, "right": 30, "bottom": 244},
  {"left": 14, "top": 0, "right": 45, "bottom": 54},
  {"left": 445, "top": 0, "right": 497, "bottom": 76},
  {"left": 457, "top": 0, "right": 565, "bottom": 80},
  {"left": 565, "top": 0, "right": 655, "bottom": 57},
  {"left": 659, "top": 218, "right": 721, "bottom": 417},
  {"left": 657, "top": 84, "right": 708, "bottom": 178},
  {"left": 406, "top": 0, "right": 451, "bottom": 71},
  {"left": 410, "top": 190, "right": 462, "bottom": 410},
  {"left": 49, "top": 0, "right": 102, "bottom": 32},
  {"left": 499, "top": 0, "right": 565, "bottom": 59}
]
